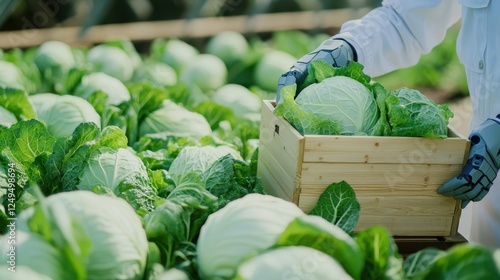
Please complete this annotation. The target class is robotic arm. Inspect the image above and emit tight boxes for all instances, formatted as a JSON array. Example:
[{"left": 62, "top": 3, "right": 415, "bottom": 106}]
[
  {"left": 275, "top": 38, "right": 357, "bottom": 102},
  {"left": 438, "top": 115, "right": 500, "bottom": 208}
]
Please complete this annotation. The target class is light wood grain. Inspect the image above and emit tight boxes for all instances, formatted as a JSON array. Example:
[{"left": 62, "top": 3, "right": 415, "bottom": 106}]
[
  {"left": 303, "top": 134, "right": 469, "bottom": 164},
  {"left": 299, "top": 162, "right": 464, "bottom": 186}
]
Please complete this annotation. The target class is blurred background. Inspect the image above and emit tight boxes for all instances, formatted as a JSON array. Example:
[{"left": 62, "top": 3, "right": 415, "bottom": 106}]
[{"left": 0, "top": 0, "right": 471, "bottom": 133}]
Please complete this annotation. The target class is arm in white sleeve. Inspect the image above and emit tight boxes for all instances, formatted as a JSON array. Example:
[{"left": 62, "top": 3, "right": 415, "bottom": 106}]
[{"left": 333, "top": 0, "right": 461, "bottom": 77}]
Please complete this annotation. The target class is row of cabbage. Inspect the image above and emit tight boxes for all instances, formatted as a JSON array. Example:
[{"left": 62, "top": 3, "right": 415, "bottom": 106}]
[{"left": 0, "top": 31, "right": 498, "bottom": 280}]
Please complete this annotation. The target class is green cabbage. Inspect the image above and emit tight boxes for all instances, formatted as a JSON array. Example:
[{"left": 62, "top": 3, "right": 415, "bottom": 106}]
[
  {"left": 86, "top": 44, "right": 135, "bottom": 82},
  {"left": 254, "top": 50, "right": 297, "bottom": 92},
  {"left": 0, "top": 105, "right": 17, "bottom": 128},
  {"left": 168, "top": 145, "right": 241, "bottom": 186},
  {"left": 34, "top": 41, "right": 76, "bottom": 81},
  {"left": 30, "top": 93, "right": 101, "bottom": 137},
  {"left": 74, "top": 72, "right": 131, "bottom": 106},
  {"left": 210, "top": 84, "right": 261, "bottom": 118},
  {"left": 275, "top": 61, "right": 452, "bottom": 138},
  {"left": 132, "top": 61, "right": 177, "bottom": 87},
  {"left": 180, "top": 54, "right": 227, "bottom": 93},
  {"left": 0, "top": 60, "right": 26, "bottom": 90},
  {"left": 235, "top": 246, "right": 353, "bottom": 280},
  {"left": 139, "top": 100, "right": 212, "bottom": 138},
  {"left": 16, "top": 191, "right": 149, "bottom": 280},
  {"left": 206, "top": 31, "right": 249, "bottom": 65},
  {"left": 0, "top": 231, "right": 67, "bottom": 280},
  {"left": 196, "top": 193, "right": 305, "bottom": 280},
  {"left": 386, "top": 88, "right": 454, "bottom": 138},
  {"left": 296, "top": 75, "right": 379, "bottom": 135},
  {"left": 76, "top": 147, "right": 156, "bottom": 212},
  {"left": 151, "top": 38, "right": 199, "bottom": 73}
]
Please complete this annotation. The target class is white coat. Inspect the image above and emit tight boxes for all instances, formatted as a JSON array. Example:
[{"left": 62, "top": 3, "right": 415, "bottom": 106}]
[{"left": 333, "top": 0, "right": 500, "bottom": 247}]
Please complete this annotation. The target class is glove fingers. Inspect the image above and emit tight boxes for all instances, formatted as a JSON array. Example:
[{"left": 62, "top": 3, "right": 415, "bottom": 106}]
[
  {"left": 461, "top": 200, "right": 470, "bottom": 209},
  {"left": 454, "top": 187, "right": 480, "bottom": 200},
  {"left": 438, "top": 177, "right": 469, "bottom": 196}
]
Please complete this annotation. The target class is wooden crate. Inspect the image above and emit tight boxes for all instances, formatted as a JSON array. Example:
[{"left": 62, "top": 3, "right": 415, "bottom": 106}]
[{"left": 258, "top": 100, "right": 471, "bottom": 237}]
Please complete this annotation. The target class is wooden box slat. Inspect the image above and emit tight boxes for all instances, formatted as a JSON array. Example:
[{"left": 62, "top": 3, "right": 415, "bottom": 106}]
[
  {"left": 299, "top": 162, "right": 464, "bottom": 186},
  {"left": 257, "top": 100, "right": 470, "bottom": 237},
  {"left": 303, "top": 135, "right": 469, "bottom": 164}
]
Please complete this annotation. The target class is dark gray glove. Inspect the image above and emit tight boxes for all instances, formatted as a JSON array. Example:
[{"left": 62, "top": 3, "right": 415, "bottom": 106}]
[
  {"left": 438, "top": 115, "right": 500, "bottom": 208},
  {"left": 275, "top": 38, "right": 357, "bottom": 102}
]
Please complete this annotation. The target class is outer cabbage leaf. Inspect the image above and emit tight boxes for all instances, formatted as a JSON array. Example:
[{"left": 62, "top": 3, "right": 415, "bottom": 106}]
[
  {"left": 19, "top": 191, "right": 149, "bottom": 280},
  {"left": 276, "top": 215, "right": 363, "bottom": 279},
  {"left": 168, "top": 146, "right": 241, "bottom": 186},
  {"left": 30, "top": 93, "right": 101, "bottom": 138},
  {"left": 74, "top": 72, "right": 131, "bottom": 106},
  {"left": 0, "top": 231, "right": 71, "bottom": 280},
  {"left": 196, "top": 194, "right": 306, "bottom": 280},
  {"left": 0, "top": 105, "right": 16, "bottom": 128},
  {"left": 236, "top": 246, "right": 353, "bottom": 280},
  {"left": 202, "top": 153, "right": 264, "bottom": 207},
  {"left": 76, "top": 147, "right": 156, "bottom": 212}
]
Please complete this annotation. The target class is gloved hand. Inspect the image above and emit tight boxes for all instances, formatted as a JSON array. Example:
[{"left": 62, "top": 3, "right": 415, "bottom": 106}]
[
  {"left": 275, "top": 38, "right": 357, "bottom": 102},
  {"left": 438, "top": 115, "right": 500, "bottom": 208}
]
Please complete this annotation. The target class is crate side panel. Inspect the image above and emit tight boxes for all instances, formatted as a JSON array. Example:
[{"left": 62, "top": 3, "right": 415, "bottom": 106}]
[
  {"left": 299, "top": 194, "right": 457, "bottom": 216},
  {"left": 300, "top": 163, "right": 464, "bottom": 187},
  {"left": 303, "top": 135, "right": 469, "bottom": 164},
  {"left": 258, "top": 100, "right": 304, "bottom": 203},
  {"left": 258, "top": 145, "right": 297, "bottom": 201}
]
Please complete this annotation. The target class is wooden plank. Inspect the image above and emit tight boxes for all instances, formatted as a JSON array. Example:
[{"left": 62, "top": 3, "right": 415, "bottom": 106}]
[
  {"left": 0, "top": 8, "right": 371, "bottom": 49},
  {"left": 301, "top": 185, "right": 454, "bottom": 197},
  {"left": 258, "top": 145, "right": 296, "bottom": 201},
  {"left": 303, "top": 134, "right": 469, "bottom": 164},
  {"left": 259, "top": 100, "right": 303, "bottom": 180},
  {"left": 299, "top": 194, "right": 457, "bottom": 216},
  {"left": 258, "top": 100, "right": 303, "bottom": 202},
  {"left": 299, "top": 162, "right": 464, "bottom": 187}
]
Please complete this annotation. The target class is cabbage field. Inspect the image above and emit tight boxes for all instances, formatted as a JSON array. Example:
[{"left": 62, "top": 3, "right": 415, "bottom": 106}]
[{"left": 0, "top": 30, "right": 499, "bottom": 280}]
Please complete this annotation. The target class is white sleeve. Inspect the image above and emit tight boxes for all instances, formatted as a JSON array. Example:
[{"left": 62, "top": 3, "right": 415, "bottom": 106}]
[{"left": 333, "top": 0, "right": 461, "bottom": 77}]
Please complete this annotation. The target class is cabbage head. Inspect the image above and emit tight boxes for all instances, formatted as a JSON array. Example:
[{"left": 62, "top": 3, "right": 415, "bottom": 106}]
[
  {"left": 0, "top": 231, "right": 67, "bottom": 280},
  {"left": 196, "top": 193, "right": 305, "bottom": 280},
  {"left": 30, "top": 93, "right": 101, "bottom": 137},
  {"left": 386, "top": 88, "right": 454, "bottom": 138},
  {"left": 236, "top": 246, "right": 353, "bottom": 280},
  {"left": 139, "top": 100, "right": 212, "bottom": 138},
  {"left": 34, "top": 41, "right": 75, "bottom": 80},
  {"left": 180, "top": 54, "right": 227, "bottom": 93},
  {"left": 168, "top": 145, "right": 242, "bottom": 186},
  {"left": 211, "top": 84, "right": 261, "bottom": 118},
  {"left": 0, "top": 105, "right": 17, "bottom": 128},
  {"left": 86, "top": 44, "right": 135, "bottom": 82},
  {"left": 76, "top": 147, "right": 156, "bottom": 211},
  {"left": 16, "top": 191, "right": 149, "bottom": 280},
  {"left": 74, "top": 72, "right": 131, "bottom": 106},
  {"left": 132, "top": 61, "right": 177, "bottom": 87},
  {"left": 295, "top": 75, "right": 379, "bottom": 135},
  {"left": 254, "top": 50, "right": 296, "bottom": 92},
  {"left": 0, "top": 60, "right": 26, "bottom": 90},
  {"left": 206, "top": 31, "right": 249, "bottom": 65},
  {"left": 151, "top": 38, "right": 199, "bottom": 73}
]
